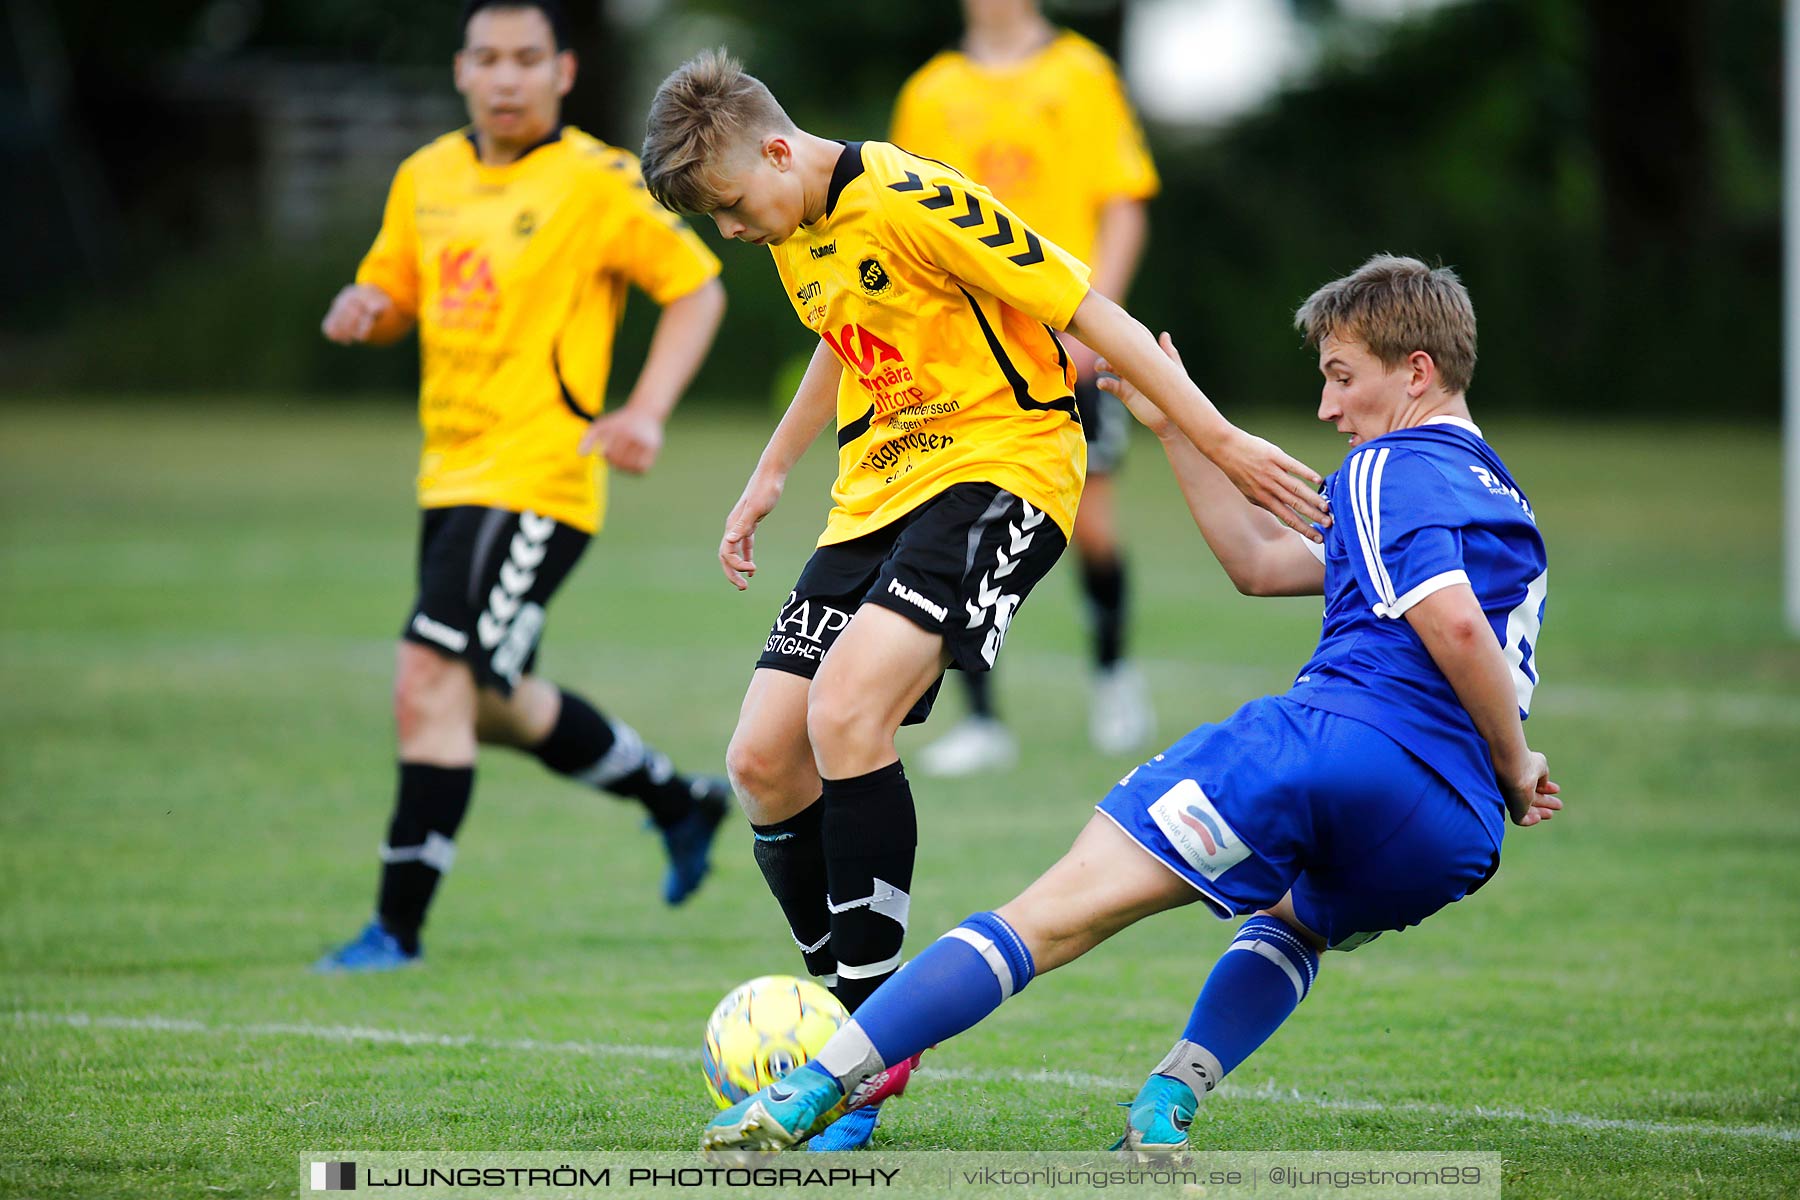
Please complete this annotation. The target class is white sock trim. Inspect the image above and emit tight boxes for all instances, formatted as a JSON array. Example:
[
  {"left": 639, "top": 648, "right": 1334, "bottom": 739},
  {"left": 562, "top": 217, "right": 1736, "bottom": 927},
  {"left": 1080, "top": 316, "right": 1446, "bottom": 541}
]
[
  {"left": 379, "top": 831, "right": 456, "bottom": 873},
  {"left": 1230, "top": 937, "right": 1307, "bottom": 1003},
  {"left": 944, "top": 926, "right": 1015, "bottom": 1000},
  {"left": 835, "top": 952, "right": 903, "bottom": 981},
  {"left": 792, "top": 930, "right": 831, "bottom": 955},
  {"left": 825, "top": 878, "right": 912, "bottom": 929},
  {"left": 577, "top": 720, "right": 646, "bottom": 788}
]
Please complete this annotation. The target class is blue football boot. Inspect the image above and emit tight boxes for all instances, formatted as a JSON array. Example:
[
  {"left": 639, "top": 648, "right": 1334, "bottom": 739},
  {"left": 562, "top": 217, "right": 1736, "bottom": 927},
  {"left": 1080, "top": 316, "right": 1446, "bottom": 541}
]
[
  {"left": 1110, "top": 1074, "right": 1198, "bottom": 1153},
  {"left": 312, "top": 918, "right": 420, "bottom": 973},
  {"left": 806, "top": 1103, "right": 881, "bottom": 1151},
  {"left": 658, "top": 778, "right": 732, "bottom": 906},
  {"left": 702, "top": 1062, "right": 847, "bottom": 1152}
]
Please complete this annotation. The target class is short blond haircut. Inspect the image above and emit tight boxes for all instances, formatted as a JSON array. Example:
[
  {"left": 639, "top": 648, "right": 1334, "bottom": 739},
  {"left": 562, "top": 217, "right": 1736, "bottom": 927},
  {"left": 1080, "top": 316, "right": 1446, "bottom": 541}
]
[
  {"left": 642, "top": 49, "right": 796, "bottom": 213},
  {"left": 1295, "top": 255, "right": 1478, "bottom": 394}
]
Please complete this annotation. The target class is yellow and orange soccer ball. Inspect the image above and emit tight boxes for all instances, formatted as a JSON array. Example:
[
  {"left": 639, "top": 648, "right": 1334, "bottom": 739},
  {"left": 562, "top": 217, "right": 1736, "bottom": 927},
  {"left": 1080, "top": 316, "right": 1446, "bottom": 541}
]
[{"left": 701, "top": 974, "right": 848, "bottom": 1109}]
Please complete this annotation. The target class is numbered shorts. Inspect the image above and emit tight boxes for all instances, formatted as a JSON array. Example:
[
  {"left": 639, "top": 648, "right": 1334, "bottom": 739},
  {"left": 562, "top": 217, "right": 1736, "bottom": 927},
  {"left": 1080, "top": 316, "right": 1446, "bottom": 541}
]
[
  {"left": 401, "top": 505, "right": 589, "bottom": 696},
  {"left": 1097, "top": 695, "right": 1502, "bottom": 949},
  {"left": 1076, "top": 376, "right": 1132, "bottom": 476},
  {"left": 756, "top": 482, "right": 1068, "bottom": 725}
]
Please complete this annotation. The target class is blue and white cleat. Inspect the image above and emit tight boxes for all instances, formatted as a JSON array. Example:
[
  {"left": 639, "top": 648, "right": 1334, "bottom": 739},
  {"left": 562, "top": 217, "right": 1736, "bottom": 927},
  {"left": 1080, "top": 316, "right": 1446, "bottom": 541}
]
[
  {"left": 659, "top": 779, "right": 732, "bottom": 906},
  {"left": 702, "top": 1062, "right": 846, "bottom": 1152},
  {"left": 806, "top": 1102, "right": 880, "bottom": 1151},
  {"left": 312, "top": 918, "right": 420, "bottom": 973},
  {"left": 1110, "top": 1074, "right": 1197, "bottom": 1153}
]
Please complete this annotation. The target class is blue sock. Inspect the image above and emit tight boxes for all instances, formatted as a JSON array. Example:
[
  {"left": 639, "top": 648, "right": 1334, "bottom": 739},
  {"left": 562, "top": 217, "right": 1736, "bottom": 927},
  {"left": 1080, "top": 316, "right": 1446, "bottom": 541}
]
[
  {"left": 848, "top": 911, "right": 1035, "bottom": 1068},
  {"left": 1179, "top": 916, "right": 1320, "bottom": 1078}
]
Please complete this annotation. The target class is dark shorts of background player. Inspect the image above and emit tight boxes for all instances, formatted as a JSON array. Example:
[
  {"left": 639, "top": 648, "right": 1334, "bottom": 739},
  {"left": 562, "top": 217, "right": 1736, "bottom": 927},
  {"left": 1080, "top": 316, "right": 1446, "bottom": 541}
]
[
  {"left": 1076, "top": 375, "right": 1132, "bottom": 476},
  {"left": 756, "top": 482, "right": 1068, "bottom": 725},
  {"left": 400, "top": 505, "right": 589, "bottom": 697}
]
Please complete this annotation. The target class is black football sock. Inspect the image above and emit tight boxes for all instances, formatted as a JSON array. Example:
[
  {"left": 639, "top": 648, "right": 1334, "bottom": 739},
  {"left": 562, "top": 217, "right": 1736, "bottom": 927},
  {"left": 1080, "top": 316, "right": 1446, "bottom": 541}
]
[
  {"left": 533, "top": 687, "right": 697, "bottom": 828},
  {"left": 820, "top": 761, "right": 917, "bottom": 1012},
  {"left": 750, "top": 799, "right": 836, "bottom": 982},
  {"left": 959, "top": 669, "right": 998, "bottom": 720},
  {"left": 376, "top": 762, "right": 474, "bottom": 954},
  {"left": 1080, "top": 554, "right": 1128, "bottom": 670}
]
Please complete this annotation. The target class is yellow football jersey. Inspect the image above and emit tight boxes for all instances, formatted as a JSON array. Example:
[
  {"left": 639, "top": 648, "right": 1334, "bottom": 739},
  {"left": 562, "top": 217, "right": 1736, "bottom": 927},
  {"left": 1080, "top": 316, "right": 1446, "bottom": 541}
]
[
  {"left": 890, "top": 30, "right": 1158, "bottom": 266},
  {"left": 770, "top": 141, "right": 1092, "bottom": 546},
  {"left": 356, "top": 126, "right": 721, "bottom": 533}
]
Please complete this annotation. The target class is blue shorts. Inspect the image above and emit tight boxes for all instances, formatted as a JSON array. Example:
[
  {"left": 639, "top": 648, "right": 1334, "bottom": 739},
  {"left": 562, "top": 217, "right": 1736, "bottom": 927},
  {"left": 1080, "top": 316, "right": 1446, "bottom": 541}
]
[{"left": 1096, "top": 696, "right": 1501, "bottom": 949}]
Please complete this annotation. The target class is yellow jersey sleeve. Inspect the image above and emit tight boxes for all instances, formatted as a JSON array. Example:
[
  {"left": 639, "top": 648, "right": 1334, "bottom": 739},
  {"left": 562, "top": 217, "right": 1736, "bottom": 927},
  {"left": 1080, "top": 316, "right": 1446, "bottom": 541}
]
[
  {"left": 877, "top": 164, "right": 1091, "bottom": 332},
  {"left": 355, "top": 160, "right": 421, "bottom": 316},
  {"left": 598, "top": 162, "right": 722, "bottom": 304},
  {"left": 1082, "top": 63, "right": 1159, "bottom": 203}
]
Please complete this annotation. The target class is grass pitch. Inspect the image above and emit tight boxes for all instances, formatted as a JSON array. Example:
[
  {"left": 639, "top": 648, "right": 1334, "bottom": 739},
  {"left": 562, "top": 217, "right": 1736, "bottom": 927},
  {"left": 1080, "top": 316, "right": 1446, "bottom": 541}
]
[{"left": 1, "top": 400, "right": 1796, "bottom": 1197}]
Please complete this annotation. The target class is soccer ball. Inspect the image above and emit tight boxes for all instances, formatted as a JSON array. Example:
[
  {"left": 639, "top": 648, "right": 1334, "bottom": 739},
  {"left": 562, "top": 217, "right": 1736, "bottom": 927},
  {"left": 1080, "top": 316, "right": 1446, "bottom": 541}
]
[{"left": 701, "top": 974, "right": 847, "bottom": 1109}]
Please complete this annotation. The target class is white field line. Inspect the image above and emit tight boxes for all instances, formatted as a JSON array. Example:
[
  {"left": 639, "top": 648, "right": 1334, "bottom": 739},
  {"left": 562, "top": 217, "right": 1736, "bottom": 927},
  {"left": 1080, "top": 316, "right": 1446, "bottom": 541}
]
[
  {"left": 13, "top": 1010, "right": 1796, "bottom": 1144},
  {"left": 4, "top": 632, "right": 1796, "bottom": 730}
]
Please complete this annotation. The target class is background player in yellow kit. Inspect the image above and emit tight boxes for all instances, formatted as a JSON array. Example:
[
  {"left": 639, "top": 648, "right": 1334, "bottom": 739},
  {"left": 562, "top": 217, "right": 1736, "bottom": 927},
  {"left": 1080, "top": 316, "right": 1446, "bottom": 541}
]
[
  {"left": 640, "top": 49, "right": 1327, "bottom": 1148},
  {"left": 893, "top": 0, "right": 1161, "bottom": 772},
  {"left": 313, "top": 0, "right": 729, "bottom": 972}
]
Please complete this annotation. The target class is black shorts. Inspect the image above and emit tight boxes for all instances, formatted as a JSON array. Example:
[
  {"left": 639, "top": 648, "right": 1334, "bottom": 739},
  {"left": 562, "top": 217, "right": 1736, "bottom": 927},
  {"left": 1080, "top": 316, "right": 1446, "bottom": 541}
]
[
  {"left": 401, "top": 506, "right": 589, "bottom": 696},
  {"left": 756, "top": 482, "right": 1067, "bottom": 725},
  {"left": 1076, "top": 375, "right": 1132, "bottom": 476}
]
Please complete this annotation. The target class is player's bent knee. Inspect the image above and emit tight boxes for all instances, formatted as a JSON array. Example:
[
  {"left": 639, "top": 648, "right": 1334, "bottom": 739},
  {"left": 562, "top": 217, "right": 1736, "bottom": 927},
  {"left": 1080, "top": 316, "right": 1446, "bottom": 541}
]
[
  {"left": 802, "top": 688, "right": 890, "bottom": 760},
  {"left": 393, "top": 643, "right": 468, "bottom": 740},
  {"left": 725, "top": 731, "right": 807, "bottom": 817},
  {"left": 1256, "top": 895, "right": 1327, "bottom": 952}
]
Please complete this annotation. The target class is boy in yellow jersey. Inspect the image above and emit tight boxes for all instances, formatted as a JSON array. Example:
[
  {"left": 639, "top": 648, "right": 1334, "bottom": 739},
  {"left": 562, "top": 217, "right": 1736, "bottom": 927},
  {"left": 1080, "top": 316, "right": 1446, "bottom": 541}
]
[
  {"left": 641, "top": 49, "right": 1327, "bottom": 1149},
  {"left": 313, "top": 0, "right": 730, "bottom": 973},
  {"left": 894, "top": 0, "right": 1162, "bottom": 772}
]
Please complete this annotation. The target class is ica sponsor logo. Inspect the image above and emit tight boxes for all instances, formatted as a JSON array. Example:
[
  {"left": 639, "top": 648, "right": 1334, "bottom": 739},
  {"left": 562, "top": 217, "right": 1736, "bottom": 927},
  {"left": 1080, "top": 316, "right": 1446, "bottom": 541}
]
[
  {"left": 823, "top": 323, "right": 927, "bottom": 416},
  {"left": 436, "top": 244, "right": 501, "bottom": 331}
]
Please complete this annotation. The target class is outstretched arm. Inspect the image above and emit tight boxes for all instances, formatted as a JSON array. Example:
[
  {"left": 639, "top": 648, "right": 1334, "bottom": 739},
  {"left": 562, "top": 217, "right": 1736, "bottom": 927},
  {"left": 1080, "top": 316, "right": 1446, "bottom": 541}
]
[
  {"left": 1101, "top": 333, "right": 1324, "bottom": 596},
  {"left": 718, "top": 341, "right": 843, "bottom": 590},
  {"left": 1406, "top": 585, "right": 1562, "bottom": 827},
  {"left": 1056, "top": 199, "right": 1149, "bottom": 380},
  {"left": 580, "top": 278, "right": 726, "bottom": 473},
  {"left": 1067, "top": 292, "right": 1329, "bottom": 538},
  {"left": 321, "top": 284, "right": 415, "bottom": 346}
]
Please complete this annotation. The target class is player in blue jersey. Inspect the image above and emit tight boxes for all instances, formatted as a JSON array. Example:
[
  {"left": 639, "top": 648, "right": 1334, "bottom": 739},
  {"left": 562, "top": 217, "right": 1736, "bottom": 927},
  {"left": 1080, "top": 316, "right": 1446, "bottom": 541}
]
[{"left": 700, "top": 255, "right": 1562, "bottom": 1153}]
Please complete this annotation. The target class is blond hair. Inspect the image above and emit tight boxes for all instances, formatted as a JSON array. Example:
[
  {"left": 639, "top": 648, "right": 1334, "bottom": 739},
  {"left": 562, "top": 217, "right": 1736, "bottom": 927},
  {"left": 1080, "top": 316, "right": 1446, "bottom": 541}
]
[
  {"left": 642, "top": 49, "right": 796, "bottom": 213},
  {"left": 1295, "top": 255, "right": 1478, "bottom": 394}
]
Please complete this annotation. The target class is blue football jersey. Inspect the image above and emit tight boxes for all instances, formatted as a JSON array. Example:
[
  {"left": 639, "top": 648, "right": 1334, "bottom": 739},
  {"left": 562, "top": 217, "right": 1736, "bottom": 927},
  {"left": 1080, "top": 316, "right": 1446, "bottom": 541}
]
[{"left": 1286, "top": 416, "right": 1548, "bottom": 848}]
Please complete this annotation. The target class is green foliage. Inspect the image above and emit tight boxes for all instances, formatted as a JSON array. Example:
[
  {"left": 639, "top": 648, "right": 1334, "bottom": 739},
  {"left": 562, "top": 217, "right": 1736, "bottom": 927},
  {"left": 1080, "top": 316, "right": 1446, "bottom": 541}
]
[
  {"left": 1122, "top": 0, "right": 1779, "bottom": 418},
  {"left": 1, "top": 402, "right": 1797, "bottom": 1197},
  {"left": 19, "top": 0, "right": 1782, "bottom": 417}
]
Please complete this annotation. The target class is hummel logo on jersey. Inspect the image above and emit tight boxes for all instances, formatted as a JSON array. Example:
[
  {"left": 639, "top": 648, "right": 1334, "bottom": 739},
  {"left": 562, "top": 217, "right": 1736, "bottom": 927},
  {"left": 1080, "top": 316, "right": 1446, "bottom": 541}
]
[
  {"left": 887, "top": 171, "right": 1045, "bottom": 266},
  {"left": 887, "top": 578, "right": 948, "bottom": 622},
  {"left": 809, "top": 240, "right": 837, "bottom": 259}
]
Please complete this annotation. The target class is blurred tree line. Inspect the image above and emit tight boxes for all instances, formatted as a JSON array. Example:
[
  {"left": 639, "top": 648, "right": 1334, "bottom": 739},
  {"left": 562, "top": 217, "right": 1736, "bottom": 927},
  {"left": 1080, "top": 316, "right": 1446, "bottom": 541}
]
[{"left": 1, "top": 0, "right": 1779, "bottom": 419}]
